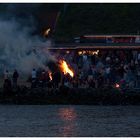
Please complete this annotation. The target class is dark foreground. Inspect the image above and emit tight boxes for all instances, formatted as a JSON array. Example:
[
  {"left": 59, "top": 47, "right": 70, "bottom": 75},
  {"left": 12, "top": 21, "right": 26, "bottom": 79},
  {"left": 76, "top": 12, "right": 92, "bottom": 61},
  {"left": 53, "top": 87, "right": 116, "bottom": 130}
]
[
  {"left": 0, "top": 86, "right": 140, "bottom": 105},
  {"left": 0, "top": 105, "right": 140, "bottom": 137}
]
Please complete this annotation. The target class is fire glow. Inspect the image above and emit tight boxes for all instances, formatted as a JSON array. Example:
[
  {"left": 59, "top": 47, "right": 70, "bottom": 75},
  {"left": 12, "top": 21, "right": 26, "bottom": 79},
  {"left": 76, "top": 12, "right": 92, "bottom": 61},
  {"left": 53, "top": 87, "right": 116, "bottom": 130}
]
[
  {"left": 59, "top": 60, "right": 74, "bottom": 78},
  {"left": 78, "top": 50, "right": 99, "bottom": 56},
  {"left": 49, "top": 71, "right": 52, "bottom": 81},
  {"left": 44, "top": 28, "right": 51, "bottom": 36},
  {"left": 115, "top": 83, "right": 120, "bottom": 88}
]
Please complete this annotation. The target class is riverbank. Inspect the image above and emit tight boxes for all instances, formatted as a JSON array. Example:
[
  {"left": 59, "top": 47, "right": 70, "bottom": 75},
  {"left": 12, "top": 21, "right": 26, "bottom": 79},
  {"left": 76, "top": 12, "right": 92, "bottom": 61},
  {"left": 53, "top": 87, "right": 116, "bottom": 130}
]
[{"left": 0, "top": 86, "right": 140, "bottom": 105}]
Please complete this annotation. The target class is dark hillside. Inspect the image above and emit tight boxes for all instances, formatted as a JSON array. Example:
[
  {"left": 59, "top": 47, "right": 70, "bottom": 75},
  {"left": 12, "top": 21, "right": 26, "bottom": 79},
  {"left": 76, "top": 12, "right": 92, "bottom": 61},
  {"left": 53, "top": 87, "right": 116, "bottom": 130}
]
[{"left": 55, "top": 4, "right": 140, "bottom": 42}]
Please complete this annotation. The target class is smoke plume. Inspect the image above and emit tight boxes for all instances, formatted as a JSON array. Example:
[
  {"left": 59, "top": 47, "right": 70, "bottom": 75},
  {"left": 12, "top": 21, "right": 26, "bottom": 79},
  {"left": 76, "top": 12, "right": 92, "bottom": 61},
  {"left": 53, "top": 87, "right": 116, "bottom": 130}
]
[{"left": 0, "top": 4, "right": 55, "bottom": 75}]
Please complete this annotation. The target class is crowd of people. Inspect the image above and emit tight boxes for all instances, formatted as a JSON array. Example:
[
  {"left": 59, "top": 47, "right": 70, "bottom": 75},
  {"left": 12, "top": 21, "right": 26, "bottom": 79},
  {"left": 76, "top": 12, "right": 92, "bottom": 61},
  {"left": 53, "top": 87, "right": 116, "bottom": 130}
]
[
  {"left": 2, "top": 49, "right": 140, "bottom": 91},
  {"left": 58, "top": 49, "right": 140, "bottom": 89}
]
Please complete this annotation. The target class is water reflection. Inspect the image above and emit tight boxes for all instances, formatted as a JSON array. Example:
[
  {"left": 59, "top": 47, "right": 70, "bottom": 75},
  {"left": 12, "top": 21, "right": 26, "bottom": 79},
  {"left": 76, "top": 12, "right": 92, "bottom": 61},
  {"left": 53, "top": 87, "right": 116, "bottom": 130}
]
[
  {"left": 58, "top": 107, "right": 77, "bottom": 136},
  {"left": 58, "top": 108, "right": 77, "bottom": 121}
]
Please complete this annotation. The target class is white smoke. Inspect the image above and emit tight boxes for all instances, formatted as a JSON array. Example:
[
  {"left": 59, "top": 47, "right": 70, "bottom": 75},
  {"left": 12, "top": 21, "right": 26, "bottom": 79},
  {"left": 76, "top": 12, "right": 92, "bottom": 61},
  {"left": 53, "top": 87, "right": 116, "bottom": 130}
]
[{"left": 0, "top": 18, "right": 55, "bottom": 75}]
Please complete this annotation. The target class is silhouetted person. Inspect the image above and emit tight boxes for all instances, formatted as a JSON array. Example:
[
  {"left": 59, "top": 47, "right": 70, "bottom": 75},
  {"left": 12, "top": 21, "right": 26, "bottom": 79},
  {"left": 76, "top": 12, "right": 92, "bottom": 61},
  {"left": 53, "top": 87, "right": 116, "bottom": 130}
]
[
  {"left": 31, "top": 68, "right": 37, "bottom": 88},
  {"left": 52, "top": 71, "right": 61, "bottom": 88},
  {"left": 39, "top": 70, "right": 49, "bottom": 87},
  {"left": 12, "top": 69, "right": 19, "bottom": 88},
  {"left": 3, "top": 70, "right": 12, "bottom": 95}
]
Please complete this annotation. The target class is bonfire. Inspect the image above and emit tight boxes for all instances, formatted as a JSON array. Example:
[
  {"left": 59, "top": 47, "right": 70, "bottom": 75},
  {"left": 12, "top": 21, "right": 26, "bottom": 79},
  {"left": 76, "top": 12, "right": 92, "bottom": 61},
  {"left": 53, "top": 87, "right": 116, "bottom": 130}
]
[{"left": 59, "top": 60, "right": 74, "bottom": 78}]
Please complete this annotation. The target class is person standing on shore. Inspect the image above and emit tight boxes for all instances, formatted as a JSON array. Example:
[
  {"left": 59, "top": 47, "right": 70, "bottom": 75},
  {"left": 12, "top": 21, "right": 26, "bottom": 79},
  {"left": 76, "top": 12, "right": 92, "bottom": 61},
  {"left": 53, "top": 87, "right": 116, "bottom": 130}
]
[
  {"left": 12, "top": 69, "right": 19, "bottom": 88},
  {"left": 31, "top": 68, "right": 37, "bottom": 88},
  {"left": 3, "top": 70, "right": 12, "bottom": 94}
]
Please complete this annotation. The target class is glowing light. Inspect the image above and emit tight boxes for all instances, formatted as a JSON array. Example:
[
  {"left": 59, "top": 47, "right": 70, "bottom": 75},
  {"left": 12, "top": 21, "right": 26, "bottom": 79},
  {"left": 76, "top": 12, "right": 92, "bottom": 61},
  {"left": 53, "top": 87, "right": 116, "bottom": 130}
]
[
  {"left": 44, "top": 28, "right": 51, "bottom": 36},
  {"left": 78, "top": 50, "right": 99, "bottom": 56},
  {"left": 49, "top": 71, "right": 52, "bottom": 81},
  {"left": 66, "top": 51, "right": 70, "bottom": 54},
  {"left": 59, "top": 60, "right": 74, "bottom": 78},
  {"left": 78, "top": 51, "right": 82, "bottom": 55},
  {"left": 58, "top": 108, "right": 77, "bottom": 121},
  {"left": 115, "top": 83, "right": 120, "bottom": 88},
  {"left": 92, "top": 50, "right": 99, "bottom": 55}
]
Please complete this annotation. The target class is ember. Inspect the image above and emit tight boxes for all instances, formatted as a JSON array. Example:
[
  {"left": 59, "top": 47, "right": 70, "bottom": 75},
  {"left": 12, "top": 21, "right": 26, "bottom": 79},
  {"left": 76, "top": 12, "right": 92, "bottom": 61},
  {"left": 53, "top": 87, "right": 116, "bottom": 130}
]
[{"left": 59, "top": 60, "right": 74, "bottom": 78}]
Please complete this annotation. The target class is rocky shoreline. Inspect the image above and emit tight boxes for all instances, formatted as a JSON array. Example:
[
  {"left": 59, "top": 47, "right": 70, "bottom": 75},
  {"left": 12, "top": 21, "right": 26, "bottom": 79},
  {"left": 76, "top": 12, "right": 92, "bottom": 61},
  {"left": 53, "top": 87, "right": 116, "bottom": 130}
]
[{"left": 0, "top": 86, "right": 140, "bottom": 105}]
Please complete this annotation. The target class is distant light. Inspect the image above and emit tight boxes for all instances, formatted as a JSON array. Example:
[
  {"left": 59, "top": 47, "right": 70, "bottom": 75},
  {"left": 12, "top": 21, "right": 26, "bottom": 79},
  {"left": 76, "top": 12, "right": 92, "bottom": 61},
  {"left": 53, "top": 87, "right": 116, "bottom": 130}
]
[
  {"left": 78, "top": 50, "right": 99, "bottom": 56},
  {"left": 115, "top": 83, "right": 120, "bottom": 88},
  {"left": 66, "top": 51, "right": 70, "bottom": 54}
]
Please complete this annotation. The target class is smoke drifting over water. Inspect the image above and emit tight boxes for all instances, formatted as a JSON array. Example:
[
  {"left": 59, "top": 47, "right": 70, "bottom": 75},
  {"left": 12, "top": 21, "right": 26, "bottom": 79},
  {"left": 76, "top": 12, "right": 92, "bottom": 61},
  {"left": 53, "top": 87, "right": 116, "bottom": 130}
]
[{"left": 0, "top": 4, "right": 55, "bottom": 74}]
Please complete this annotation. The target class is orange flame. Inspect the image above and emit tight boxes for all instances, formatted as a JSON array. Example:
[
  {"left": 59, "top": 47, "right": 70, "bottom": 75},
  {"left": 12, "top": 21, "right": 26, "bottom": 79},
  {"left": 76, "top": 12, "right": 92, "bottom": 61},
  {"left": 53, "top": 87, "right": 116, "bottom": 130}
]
[
  {"left": 49, "top": 71, "right": 52, "bottom": 81},
  {"left": 44, "top": 28, "right": 50, "bottom": 36},
  {"left": 59, "top": 60, "right": 74, "bottom": 78}
]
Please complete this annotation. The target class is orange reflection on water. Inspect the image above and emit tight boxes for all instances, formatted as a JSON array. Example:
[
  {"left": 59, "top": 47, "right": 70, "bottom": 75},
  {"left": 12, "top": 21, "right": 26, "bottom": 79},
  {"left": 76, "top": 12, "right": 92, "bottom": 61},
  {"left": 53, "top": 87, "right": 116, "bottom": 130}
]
[
  {"left": 58, "top": 108, "right": 77, "bottom": 136},
  {"left": 58, "top": 108, "right": 77, "bottom": 121}
]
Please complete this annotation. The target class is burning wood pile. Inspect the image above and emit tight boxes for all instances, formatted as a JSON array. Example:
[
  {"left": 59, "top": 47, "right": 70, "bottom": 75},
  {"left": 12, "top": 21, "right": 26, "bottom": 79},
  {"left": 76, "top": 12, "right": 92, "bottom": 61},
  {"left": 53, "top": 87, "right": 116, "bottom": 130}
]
[
  {"left": 29, "top": 58, "right": 75, "bottom": 89},
  {"left": 59, "top": 60, "right": 74, "bottom": 78}
]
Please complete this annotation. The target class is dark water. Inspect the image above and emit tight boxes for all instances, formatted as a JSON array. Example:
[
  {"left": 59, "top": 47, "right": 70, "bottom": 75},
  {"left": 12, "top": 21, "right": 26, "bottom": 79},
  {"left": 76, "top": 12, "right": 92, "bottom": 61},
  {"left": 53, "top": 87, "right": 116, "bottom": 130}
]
[{"left": 0, "top": 105, "right": 140, "bottom": 137}]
